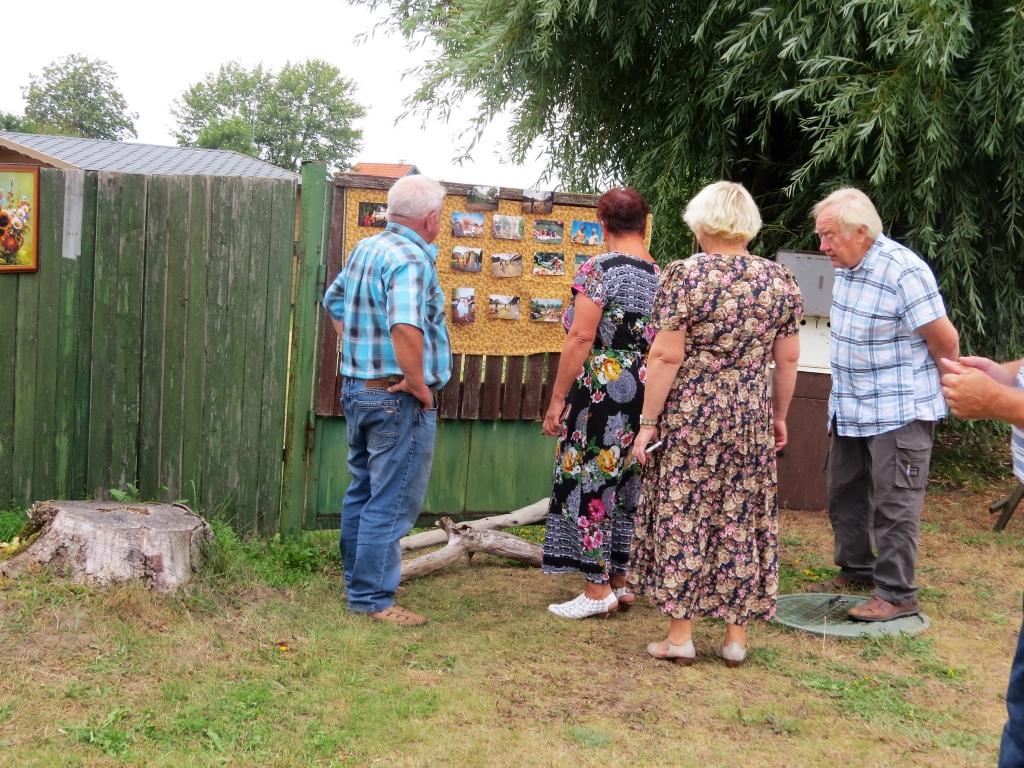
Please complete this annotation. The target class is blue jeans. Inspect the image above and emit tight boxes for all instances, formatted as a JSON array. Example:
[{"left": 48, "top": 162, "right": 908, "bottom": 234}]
[
  {"left": 1000, "top": 592, "right": 1024, "bottom": 767},
  {"left": 340, "top": 379, "right": 436, "bottom": 614}
]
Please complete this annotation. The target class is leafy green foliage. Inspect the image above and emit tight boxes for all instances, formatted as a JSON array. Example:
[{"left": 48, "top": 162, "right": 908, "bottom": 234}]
[
  {"left": 364, "top": 0, "right": 1024, "bottom": 356},
  {"left": 172, "top": 60, "right": 366, "bottom": 172},
  {"left": 0, "top": 509, "right": 27, "bottom": 543},
  {"left": 23, "top": 53, "right": 137, "bottom": 140},
  {"left": 0, "top": 112, "right": 39, "bottom": 133}
]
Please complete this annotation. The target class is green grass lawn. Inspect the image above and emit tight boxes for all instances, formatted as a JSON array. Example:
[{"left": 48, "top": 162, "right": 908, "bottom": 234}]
[{"left": 0, "top": 482, "right": 1020, "bottom": 765}]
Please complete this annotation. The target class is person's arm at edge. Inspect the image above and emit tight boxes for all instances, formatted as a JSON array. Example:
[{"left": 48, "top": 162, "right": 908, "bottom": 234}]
[
  {"left": 323, "top": 270, "right": 346, "bottom": 338},
  {"left": 389, "top": 323, "right": 432, "bottom": 410},
  {"left": 632, "top": 329, "right": 686, "bottom": 465},
  {"left": 541, "top": 295, "right": 602, "bottom": 436},
  {"left": 942, "top": 357, "right": 1024, "bottom": 428},
  {"left": 770, "top": 333, "right": 800, "bottom": 451}
]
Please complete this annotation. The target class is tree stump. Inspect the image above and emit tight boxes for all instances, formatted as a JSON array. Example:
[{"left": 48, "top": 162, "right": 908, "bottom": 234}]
[{"left": 0, "top": 500, "right": 213, "bottom": 593}]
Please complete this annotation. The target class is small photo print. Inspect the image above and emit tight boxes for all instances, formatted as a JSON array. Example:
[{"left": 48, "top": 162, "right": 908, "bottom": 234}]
[
  {"left": 533, "top": 251, "right": 565, "bottom": 276},
  {"left": 491, "top": 252, "right": 524, "bottom": 278},
  {"left": 571, "top": 220, "right": 603, "bottom": 246},
  {"left": 358, "top": 202, "right": 387, "bottom": 228},
  {"left": 466, "top": 185, "right": 500, "bottom": 211},
  {"left": 530, "top": 298, "right": 564, "bottom": 322},
  {"left": 452, "top": 287, "right": 475, "bottom": 324},
  {"left": 532, "top": 219, "right": 564, "bottom": 243},
  {"left": 522, "top": 188, "right": 554, "bottom": 214},
  {"left": 574, "top": 253, "right": 590, "bottom": 275},
  {"left": 451, "top": 246, "right": 484, "bottom": 273},
  {"left": 492, "top": 214, "right": 525, "bottom": 240},
  {"left": 452, "top": 212, "right": 485, "bottom": 237},
  {"left": 488, "top": 294, "right": 520, "bottom": 320}
]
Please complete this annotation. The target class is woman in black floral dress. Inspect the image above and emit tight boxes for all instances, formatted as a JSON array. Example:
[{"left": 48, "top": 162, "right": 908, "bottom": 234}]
[{"left": 541, "top": 189, "right": 660, "bottom": 620}]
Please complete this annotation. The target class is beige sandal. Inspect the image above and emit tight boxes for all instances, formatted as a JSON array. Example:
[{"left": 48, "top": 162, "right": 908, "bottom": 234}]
[
  {"left": 369, "top": 605, "right": 427, "bottom": 626},
  {"left": 646, "top": 638, "right": 696, "bottom": 666}
]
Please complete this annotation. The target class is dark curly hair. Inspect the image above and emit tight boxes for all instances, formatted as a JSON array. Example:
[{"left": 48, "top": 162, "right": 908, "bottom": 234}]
[{"left": 597, "top": 188, "right": 649, "bottom": 236}]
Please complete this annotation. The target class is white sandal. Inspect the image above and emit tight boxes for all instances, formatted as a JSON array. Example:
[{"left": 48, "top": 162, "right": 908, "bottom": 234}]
[
  {"left": 548, "top": 593, "right": 618, "bottom": 620},
  {"left": 718, "top": 641, "right": 746, "bottom": 668}
]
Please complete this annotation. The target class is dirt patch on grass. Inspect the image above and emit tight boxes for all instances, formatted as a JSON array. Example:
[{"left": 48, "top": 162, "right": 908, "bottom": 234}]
[{"left": 0, "top": 487, "right": 1018, "bottom": 765}]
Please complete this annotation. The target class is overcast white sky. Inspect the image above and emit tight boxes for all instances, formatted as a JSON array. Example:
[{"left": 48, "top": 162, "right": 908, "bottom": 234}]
[{"left": 5, "top": 0, "right": 550, "bottom": 187}]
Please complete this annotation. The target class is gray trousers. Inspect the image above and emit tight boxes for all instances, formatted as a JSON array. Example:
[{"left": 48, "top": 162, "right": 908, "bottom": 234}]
[{"left": 826, "top": 419, "right": 935, "bottom": 604}]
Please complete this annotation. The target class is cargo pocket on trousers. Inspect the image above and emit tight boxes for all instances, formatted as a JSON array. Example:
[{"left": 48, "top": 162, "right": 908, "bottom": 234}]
[{"left": 894, "top": 435, "right": 930, "bottom": 490}]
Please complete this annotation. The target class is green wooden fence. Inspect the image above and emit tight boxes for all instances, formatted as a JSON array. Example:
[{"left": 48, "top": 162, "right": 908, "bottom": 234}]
[{"left": 0, "top": 168, "right": 297, "bottom": 535}]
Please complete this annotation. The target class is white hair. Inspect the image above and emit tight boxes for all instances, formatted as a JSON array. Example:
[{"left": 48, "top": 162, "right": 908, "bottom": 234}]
[
  {"left": 683, "top": 181, "right": 761, "bottom": 242},
  {"left": 387, "top": 175, "right": 446, "bottom": 221},
  {"left": 813, "top": 187, "right": 883, "bottom": 239}
]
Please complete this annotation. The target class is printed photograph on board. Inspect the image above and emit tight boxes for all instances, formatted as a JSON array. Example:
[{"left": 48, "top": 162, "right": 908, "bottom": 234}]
[
  {"left": 530, "top": 298, "right": 563, "bottom": 322},
  {"left": 451, "top": 246, "right": 484, "bottom": 273},
  {"left": 466, "top": 185, "right": 500, "bottom": 211},
  {"left": 488, "top": 294, "right": 520, "bottom": 320},
  {"left": 533, "top": 251, "right": 565, "bottom": 276},
  {"left": 532, "top": 219, "right": 564, "bottom": 243},
  {"left": 570, "top": 220, "right": 603, "bottom": 246},
  {"left": 492, "top": 214, "right": 525, "bottom": 240},
  {"left": 491, "top": 252, "right": 523, "bottom": 278},
  {"left": 0, "top": 165, "right": 39, "bottom": 273},
  {"left": 451, "top": 287, "right": 476, "bottom": 324},
  {"left": 357, "top": 202, "right": 388, "bottom": 228},
  {"left": 522, "top": 188, "right": 554, "bottom": 213},
  {"left": 574, "top": 253, "right": 590, "bottom": 275},
  {"left": 452, "top": 212, "right": 485, "bottom": 237}
]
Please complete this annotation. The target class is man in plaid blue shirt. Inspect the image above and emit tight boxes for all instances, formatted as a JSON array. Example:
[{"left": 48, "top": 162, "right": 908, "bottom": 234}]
[
  {"left": 809, "top": 189, "right": 960, "bottom": 622},
  {"left": 323, "top": 174, "right": 451, "bottom": 627}
]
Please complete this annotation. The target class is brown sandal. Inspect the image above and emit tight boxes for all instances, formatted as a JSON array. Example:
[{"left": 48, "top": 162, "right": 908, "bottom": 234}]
[{"left": 369, "top": 605, "right": 427, "bottom": 626}]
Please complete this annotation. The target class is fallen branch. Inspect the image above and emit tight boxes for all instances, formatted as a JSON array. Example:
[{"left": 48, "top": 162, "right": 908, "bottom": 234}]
[
  {"left": 400, "top": 517, "right": 542, "bottom": 582},
  {"left": 399, "top": 499, "right": 548, "bottom": 553}
]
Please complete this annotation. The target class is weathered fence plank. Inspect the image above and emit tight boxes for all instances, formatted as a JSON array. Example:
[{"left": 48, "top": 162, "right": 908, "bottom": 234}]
[
  {"left": 32, "top": 170, "right": 66, "bottom": 503},
  {"left": 460, "top": 355, "right": 483, "bottom": 419},
  {"left": 70, "top": 173, "right": 98, "bottom": 500},
  {"left": 502, "top": 355, "right": 524, "bottom": 420},
  {"left": 438, "top": 354, "right": 462, "bottom": 419},
  {"left": 480, "top": 356, "right": 503, "bottom": 420},
  {"left": 55, "top": 170, "right": 85, "bottom": 499},
  {"left": 256, "top": 179, "right": 297, "bottom": 535},
  {"left": 521, "top": 354, "right": 546, "bottom": 420},
  {"left": 0, "top": 276, "right": 16, "bottom": 506},
  {"left": 13, "top": 266, "right": 41, "bottom": 504}
]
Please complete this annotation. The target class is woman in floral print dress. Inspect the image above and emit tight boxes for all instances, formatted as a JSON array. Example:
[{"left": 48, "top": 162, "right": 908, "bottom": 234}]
[
  {"left": 541, "top": 189, "right": 661, "bottom": 620},
  {"left": 631, "top": 182, "right": 802, "bottom": 666}
]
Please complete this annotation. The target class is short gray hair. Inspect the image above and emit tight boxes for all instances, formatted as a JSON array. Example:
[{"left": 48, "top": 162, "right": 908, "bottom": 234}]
[
  {"left": 683, "top": 181, "right": 761, "bottom": 242},
  {"left": 387, "top": 175, "right": 446, "bottom": 221},
  {"left": 813, "top": 188, "right": 883, "bottom": 240}
]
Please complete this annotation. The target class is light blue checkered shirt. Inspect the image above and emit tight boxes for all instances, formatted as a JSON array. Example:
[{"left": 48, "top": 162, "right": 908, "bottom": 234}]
[
  {"left": 1013, "top": 365, "right": 1024, "bottom": 482},
  {"left": 829, "top": 234, "right": 948, "bottom": 437},
  {"left": 324, "top": 222, "right": 452, "bottom": 388}
]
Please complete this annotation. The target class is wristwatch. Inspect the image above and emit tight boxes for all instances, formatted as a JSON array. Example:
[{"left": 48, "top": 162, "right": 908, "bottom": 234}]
[{"left": 639, "top": 416, "right": 658, "bottom": 427}]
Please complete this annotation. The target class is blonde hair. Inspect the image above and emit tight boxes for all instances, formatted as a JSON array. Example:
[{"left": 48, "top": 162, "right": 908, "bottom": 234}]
[
  {"left": 813, "top": 187, "right": 883, "bottom": 239},
  {"left": 683, "top": 181, "right": 761, "bottom": 242}
]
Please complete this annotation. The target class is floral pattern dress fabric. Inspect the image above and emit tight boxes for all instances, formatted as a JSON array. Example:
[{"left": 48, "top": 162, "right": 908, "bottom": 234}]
[
  {"left": 628, "top": 254, "right": 802, "bottom": 623},
  {"left": 542, "top": 252, "right": 660, "bottom": 584}
]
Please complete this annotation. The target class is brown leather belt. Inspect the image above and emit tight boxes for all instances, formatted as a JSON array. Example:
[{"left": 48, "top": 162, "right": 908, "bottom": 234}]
[{"left": 360, "top": 375, "right": 439, "bottom": 395}]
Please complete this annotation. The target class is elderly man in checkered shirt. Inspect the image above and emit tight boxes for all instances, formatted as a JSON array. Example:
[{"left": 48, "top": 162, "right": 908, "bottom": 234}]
[
  {"left": 808, "top": 188, "right": 960, "bottom": 622},
  {"left": 323, "top": 174, "right": 451, "bottom": 627}
]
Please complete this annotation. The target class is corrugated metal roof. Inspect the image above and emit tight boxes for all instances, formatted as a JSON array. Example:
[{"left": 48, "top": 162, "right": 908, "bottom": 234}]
[
  {"left": 351, "top": 162, "right": 418, "bottom": 177},
  {"left": 0, "top": 132, "right": 300, "bottom": 180}
]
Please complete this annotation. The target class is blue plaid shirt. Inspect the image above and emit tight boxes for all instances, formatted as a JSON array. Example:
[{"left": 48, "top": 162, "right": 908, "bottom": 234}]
[
  {"left": 324, "top": 222, "right": 451, "bottom": 388},
  {"left": 829, "top": 234, "right": 947, "bottom": 436}
]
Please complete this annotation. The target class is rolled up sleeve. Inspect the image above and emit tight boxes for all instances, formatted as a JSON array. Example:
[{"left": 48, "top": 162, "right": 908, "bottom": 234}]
[
  {"left": 898, "top": 266, "right": 946, "bottom": 332},
  {"left": 323, "top": 273, "right": 346, "bottom": 322}
]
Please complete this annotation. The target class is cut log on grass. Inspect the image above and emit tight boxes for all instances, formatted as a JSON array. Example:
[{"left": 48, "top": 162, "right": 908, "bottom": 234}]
[
  {"left": 399, "top": 498, "right": 548, "bottom": 553},
  {"left": 0, "top": 500, "right": 212, "bottom": 593},
  {"left": 401, "top": 517, "right": 542, "bottom": 582}
]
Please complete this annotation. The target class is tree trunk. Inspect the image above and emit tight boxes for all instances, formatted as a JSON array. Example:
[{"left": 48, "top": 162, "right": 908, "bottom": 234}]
[
  {"left": 400, "top": 498, "right": 548, "bottom": 554},
  {"left": 0, "top": 500, "right": 212, "bottom": 593},
  {"left": 400, "top": 517, "right": 542, "bottom": 582}
]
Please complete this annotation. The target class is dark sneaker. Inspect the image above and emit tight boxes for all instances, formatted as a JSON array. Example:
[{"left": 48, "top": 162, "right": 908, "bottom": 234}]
[
  {"left": 806, "top": 575, "right": 876, "bottom": 593},
  {"left": 847, "top": 595, "right": 920, "bottom": 622}
]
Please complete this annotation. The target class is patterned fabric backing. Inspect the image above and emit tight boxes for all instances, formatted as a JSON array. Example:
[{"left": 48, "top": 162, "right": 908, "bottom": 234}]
[{"left": 342, "top": 189, "right": 652, "bottom": 356}]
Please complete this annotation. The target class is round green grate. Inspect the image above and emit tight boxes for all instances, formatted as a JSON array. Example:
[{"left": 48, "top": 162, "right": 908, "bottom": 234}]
[{"left": 774, "top": 593, "right": 931, "bottom": 638}]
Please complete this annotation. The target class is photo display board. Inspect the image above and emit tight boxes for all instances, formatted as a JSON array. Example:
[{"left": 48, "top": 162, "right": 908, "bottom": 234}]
[{"left": 340, "top": 181, "right": 653, "bottom": 357}]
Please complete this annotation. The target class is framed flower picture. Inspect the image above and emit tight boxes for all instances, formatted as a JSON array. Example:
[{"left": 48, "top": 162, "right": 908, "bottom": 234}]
[{"left": 0, "top": 164, "right": 39, "bottom": 273}]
